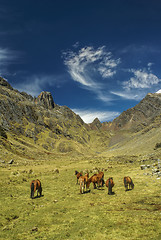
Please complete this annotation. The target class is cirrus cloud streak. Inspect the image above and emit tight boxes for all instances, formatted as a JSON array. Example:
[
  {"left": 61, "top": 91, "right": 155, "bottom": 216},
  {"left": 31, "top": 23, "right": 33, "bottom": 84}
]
[{"left": 63, "top": 45, "right": 120, "bottom": 103}]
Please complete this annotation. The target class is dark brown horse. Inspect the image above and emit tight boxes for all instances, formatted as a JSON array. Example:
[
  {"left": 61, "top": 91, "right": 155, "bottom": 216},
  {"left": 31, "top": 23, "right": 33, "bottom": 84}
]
[
  {"left": 30, "top": 179, "right": 42, "bottom": 199},
  {"left": 75, "top": 170, "right": 83, "bottom": 184},
  {"left": 79, "top": 173, "right": 89, "bottom": 194},
  {"left": 124, "top": 176, "right": 134, "bottom": 191},
  {"left": 106, "top": 177, "right": 114, "bottom": 195},
  {"left": 86, "top": 172, "right": 104, "bottom": 190}
]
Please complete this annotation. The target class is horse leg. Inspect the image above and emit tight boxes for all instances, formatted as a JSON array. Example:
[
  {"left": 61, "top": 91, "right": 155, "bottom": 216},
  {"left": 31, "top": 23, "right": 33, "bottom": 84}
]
[
  {"left": 124, "top": 183, "right": 128, "bottom": 191},
  {"left": 80, "top": 183, "right": 82, "bottom": 194},
  {"left": 108, "top": 181, "right": 112, "bottom": 195},
  {"left": 97, "top": 180, "right": 99, "bottom": 189},
  {"left": 82, "top": 182, "right": 84, "bottom": 194},
  {"left": 84, "top": 179, "right": 87, "bottom": 192},
  {"left": 80, "top": 181, "right": 83, "bottom": 194}
]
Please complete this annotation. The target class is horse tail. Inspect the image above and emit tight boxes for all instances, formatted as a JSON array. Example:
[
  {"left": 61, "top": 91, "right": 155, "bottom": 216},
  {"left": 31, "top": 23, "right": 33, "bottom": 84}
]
[
  {"left": 39, "top": 180, "right": 42, "bottom": 195},
  {"left": 101, "top": 178, "right": 105, "bottom": 187},
  {"left": 31, "top": 182, "right": 34, "bottom": 198},
  {"left": 124, "top": 177, "right": 127, "bottom": 186},
  {"left": 108, "top": 179, "right": 112, "bottom": 195}
]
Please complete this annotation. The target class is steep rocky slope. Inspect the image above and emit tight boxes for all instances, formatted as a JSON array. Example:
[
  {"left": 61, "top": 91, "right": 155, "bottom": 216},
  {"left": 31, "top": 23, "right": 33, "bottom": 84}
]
[
  {"left": 109, "top": 93, "right": 161, "bottom": 132},
  {"left": 0, "top": 77, "right": 110, "bottom": 157},
  {"left": 0, "top": 77, "right": 161, "bottom": 160}
]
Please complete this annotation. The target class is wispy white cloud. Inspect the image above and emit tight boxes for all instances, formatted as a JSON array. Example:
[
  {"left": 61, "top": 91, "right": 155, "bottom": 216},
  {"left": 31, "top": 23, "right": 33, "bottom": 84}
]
[
  {"left": 63, "top": 45, "right": 120, "bottom": 103},
  {"left": 110, "top": 90, "right": 140, "bottom": 100},
  {"left": 0, "top": 48, "right": 17, "bottom": 64},
  {"left": 123, "top": 69, "right": 161, "bottom": 90},
  {"left": 13, "top": 74, "right": 66, "bottom": 97},
  {"left": 13, "top": 76, "right": 42, "bottom": 96},
  {"left": 0, "top": 47, "right": 21, "bottom": 75},
  {"left": 111, "top": 65, "right": 161, "bottom": 100},
  {"left": 72, "top": 108, "right": 120, "bottom": 123}
]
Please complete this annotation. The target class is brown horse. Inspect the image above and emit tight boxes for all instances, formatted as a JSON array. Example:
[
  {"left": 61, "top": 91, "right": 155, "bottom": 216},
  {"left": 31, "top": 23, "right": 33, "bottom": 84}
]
[
  {"left": 106, "top": 177, "right": 114, "bottom": 195},
  {"left": 79, "top": 173, "right": 89, "bottom": 194},
  {"left": 75, "top": 170, "right": 83, "bottom": 184},
  {"left": 30, "top": 179, "right": 42, "bottom": 199},
  {"left": 97, "top": 171, "right": 105, "bottom": 188},
  {"left": 124, "top": 176, "right": 134, "bottom": 191},
  {"left": 86, "top": 172, "right": 104, "bottom": 190}
]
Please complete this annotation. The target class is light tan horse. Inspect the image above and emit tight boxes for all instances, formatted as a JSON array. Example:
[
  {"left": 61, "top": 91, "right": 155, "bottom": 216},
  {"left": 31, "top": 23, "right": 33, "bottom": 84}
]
[
  {"left": 79, "top": 173, "right": 89, "bottom": 194},
  {"left": 75, "top": 170, "right": 83, "bottom": 184}
]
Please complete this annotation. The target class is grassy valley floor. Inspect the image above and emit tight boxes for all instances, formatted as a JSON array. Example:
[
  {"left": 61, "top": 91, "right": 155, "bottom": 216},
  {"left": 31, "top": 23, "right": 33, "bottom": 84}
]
[{"left": 0, "top": 153, "right": 161, "bottom": 240}]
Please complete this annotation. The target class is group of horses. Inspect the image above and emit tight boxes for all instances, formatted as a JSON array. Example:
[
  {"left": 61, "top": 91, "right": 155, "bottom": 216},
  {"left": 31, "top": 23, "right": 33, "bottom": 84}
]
[
  {"left": 75, "top": 170, "right": 134, "bottom": 195},
  {"left": 29, "top": 171, "right": 134, "bottom": 199}
]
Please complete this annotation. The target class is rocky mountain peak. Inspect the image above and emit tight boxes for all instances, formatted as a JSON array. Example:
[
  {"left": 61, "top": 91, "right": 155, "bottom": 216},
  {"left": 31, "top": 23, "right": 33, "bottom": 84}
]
[
  {"left": 0, "top": 77, "right": 13, "bottom": 90},
  {"left": 90, "top": 117, "right": 102, "bottom": 130},
  {"left": 35, "top": 91, "right": 55, "bottom": 109}
]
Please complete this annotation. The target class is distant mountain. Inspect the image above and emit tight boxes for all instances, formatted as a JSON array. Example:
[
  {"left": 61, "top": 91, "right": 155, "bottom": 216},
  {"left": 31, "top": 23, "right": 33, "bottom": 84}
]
[
  {"left": 0, "top": 76, "right": 161, "bottom": 158},
  {"left": 109, "top": 92, "right": 161, "bottom": 132}
]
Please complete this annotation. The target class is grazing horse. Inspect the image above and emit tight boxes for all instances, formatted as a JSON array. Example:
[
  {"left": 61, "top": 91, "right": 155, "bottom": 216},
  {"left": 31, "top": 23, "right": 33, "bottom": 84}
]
[
  {"left": 75, "top": 170, "right": 83, "bottom": 184},
  {"left": 124, "top": 176, "right": 134, "bottom": 191},
  {"left": 86, "top": 172, "right": 104, "bottom": 190},
  {"left": 30, "top": 179, "right": 42, "bottom": 199},
  {"left": 79, "top": 173, "right": 89, "bottom": 194},
  {"left": 106, "top": 177, "right": 114, "bottom": 195},
  {"left": 97, "top": 171, "right": 105, "bottom": 188}
]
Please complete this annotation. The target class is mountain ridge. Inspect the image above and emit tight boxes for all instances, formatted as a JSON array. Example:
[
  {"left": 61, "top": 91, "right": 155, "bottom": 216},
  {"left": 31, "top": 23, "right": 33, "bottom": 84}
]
[{"left": 0, "top": 77, "right": 161, "bottom": 159}]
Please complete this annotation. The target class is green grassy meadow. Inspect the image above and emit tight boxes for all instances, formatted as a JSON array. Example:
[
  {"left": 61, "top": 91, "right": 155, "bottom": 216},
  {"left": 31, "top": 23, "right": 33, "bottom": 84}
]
[{"left": 0, "top": 152, "right": 161, "bottom": 240}]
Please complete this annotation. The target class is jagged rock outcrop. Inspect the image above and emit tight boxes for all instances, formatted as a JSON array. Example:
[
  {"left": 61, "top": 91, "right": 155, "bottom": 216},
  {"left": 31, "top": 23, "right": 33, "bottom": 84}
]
[
  {"left": 0, "top": 77, "right": 13, "bottom": 90},
  {"left": 35, "top": 91, "right": 55, "bottom": 109},
  {"left": 0, "top": 78, "right": 92, "bottom": 153}
]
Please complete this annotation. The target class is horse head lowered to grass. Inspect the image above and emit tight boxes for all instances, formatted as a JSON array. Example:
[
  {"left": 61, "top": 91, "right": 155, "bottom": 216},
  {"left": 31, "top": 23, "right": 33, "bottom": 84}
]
[{"left": 30, "top": 179, "right": 42, "bottom": 199}]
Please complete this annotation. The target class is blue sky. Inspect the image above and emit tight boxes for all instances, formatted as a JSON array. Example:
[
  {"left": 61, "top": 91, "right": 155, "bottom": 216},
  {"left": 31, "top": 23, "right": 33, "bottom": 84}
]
[{"left": 0, "top": 0, "right": 161, "bottom": 123}]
